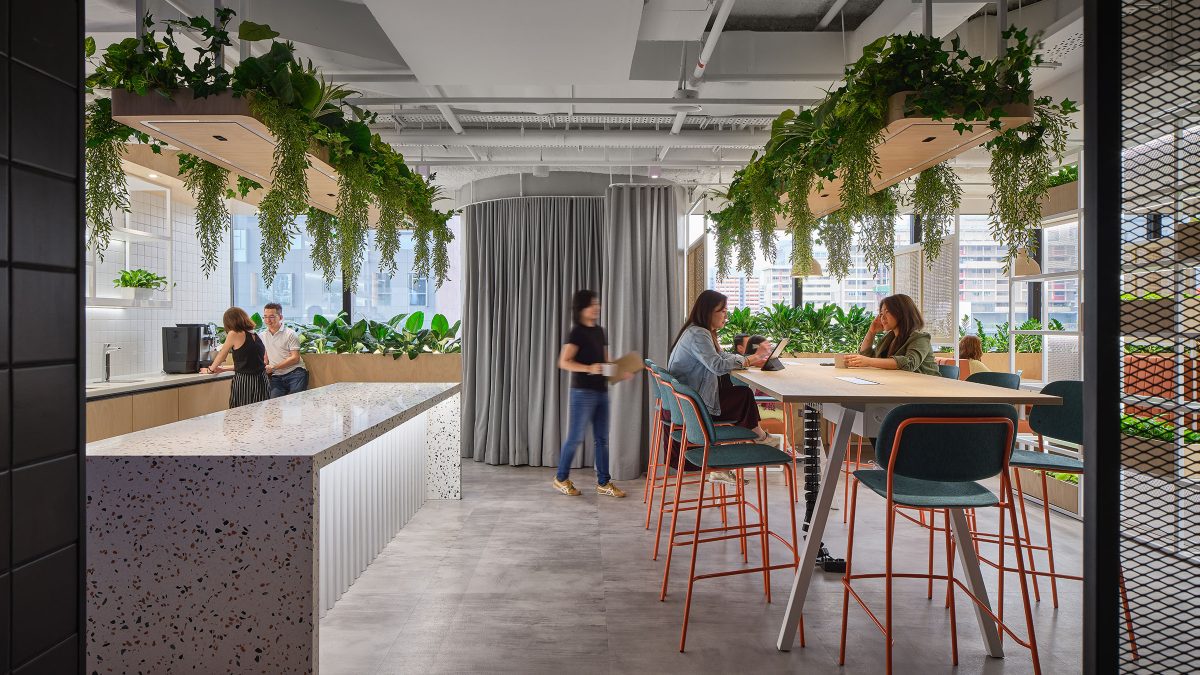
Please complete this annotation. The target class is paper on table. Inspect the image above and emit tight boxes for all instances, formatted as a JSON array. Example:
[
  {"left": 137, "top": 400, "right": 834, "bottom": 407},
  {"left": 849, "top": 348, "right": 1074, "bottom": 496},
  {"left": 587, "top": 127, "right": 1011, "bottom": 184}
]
[
  {"left": 607, "top": 351, "right": 643, "bottom": 381},
  {"left": 834, "top": 376, "right": 880, "bottom": 385}
]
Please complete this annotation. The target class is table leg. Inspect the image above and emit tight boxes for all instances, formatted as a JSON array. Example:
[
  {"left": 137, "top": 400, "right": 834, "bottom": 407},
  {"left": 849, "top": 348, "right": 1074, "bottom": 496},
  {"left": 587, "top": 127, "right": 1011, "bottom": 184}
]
[
  {"left": 776, "top": 406, "right": 855, "bottom": 651},
  {"left": 948, "top": 507, "right": 1004, "bottom": 658}
]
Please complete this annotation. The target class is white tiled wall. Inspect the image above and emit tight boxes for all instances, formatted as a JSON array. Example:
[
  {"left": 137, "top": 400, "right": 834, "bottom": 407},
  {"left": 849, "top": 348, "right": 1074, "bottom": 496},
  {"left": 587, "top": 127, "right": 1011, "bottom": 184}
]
[{"left": 85, "top": 189, "right": 232, "bottom": 380}]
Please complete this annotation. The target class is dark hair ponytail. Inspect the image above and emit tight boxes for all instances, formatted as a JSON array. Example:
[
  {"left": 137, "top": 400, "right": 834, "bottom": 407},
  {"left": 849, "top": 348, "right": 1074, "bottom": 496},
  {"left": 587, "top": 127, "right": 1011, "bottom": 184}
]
[{"left": 572, "top": 289, "right": 598, "bottom": 325}]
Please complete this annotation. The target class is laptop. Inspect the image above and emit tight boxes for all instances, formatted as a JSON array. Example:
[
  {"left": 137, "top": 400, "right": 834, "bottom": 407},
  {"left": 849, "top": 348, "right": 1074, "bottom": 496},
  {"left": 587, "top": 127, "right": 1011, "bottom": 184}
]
[{"left": 761, "top": 338, "right": 789, "bottom": 371}]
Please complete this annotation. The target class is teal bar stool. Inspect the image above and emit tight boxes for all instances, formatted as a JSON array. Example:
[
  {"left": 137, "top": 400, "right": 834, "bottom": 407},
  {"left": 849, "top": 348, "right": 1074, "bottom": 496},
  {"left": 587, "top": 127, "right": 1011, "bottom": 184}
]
[
  {"left": 839, "top": 403, "right": 1041, "bottom": 674},
  {"left": 966, "top": 371, "right": 1022, "bottom": 389},
  {"left": 991, "top": 380, "right": 1137, "bottom": 656},
  {"left": 648, "top": 368, "right": 755, "bottom": 560},
  {"left": 661, "top": 378, "right": 802, "bottom": 652}
]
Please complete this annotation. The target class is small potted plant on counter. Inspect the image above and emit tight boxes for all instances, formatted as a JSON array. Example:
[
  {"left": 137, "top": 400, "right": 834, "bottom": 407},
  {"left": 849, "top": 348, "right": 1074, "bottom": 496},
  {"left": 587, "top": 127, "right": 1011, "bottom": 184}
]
[{"left": 114, "top": 268, "right": 169, "bottom": 300}]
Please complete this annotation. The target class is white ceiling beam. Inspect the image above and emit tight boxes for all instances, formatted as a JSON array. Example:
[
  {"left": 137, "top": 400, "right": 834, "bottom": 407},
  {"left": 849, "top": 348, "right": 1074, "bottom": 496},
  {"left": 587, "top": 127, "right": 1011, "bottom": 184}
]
[
  {"left": 352, "top": 96, "right": 813, "bottom": 106},
  {"left": 386, "top": 128, "right": 766, "bottom": 148}
]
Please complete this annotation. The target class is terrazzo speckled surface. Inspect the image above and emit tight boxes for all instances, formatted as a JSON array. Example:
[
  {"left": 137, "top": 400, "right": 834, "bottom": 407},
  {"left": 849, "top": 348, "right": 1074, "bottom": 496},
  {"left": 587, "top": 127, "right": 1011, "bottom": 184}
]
[
  {"left": 87, "top": 382, "right": 462, "bottom": 674},
  {"left": 426, "top": 394, "right": 461, "bottom": 499}
]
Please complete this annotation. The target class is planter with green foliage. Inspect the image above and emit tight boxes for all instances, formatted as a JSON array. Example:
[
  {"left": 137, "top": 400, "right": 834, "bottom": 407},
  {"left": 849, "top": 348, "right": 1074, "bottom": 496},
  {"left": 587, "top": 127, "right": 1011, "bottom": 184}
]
[
  {"left": 1120, "top": 293, "right": 1175, "bottom": 335},
  {"left": 1119, "top": 414, "right": 1200, "bottom": 480},
  {"left": 709, "top": 29, "right": 1075, "bottom": 280},
  {"left": 717, "top": 303, "right": 875, "bottom": 354},
  {"left": 113, "top": 268, "right": 169, "bottom": 300},
  {"left": 1017, "top": 467, "right": 1081, "bottom": 516},
  {"left": 85, "top": 10, "right": 455, "bottom": 288}
]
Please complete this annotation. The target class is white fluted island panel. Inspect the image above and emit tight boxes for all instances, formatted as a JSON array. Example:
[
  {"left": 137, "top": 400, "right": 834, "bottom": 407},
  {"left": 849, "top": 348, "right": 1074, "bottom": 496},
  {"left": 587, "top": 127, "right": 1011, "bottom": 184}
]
[{"left": 86, "top": 382, "right": 461, "bottom": 674}]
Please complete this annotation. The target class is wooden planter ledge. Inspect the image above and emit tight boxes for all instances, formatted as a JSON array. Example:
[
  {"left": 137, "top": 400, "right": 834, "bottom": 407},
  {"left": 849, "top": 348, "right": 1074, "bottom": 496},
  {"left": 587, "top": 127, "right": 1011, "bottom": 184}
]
[{"left": 779, "top": 91, "right": 1033, "bottom": 223}]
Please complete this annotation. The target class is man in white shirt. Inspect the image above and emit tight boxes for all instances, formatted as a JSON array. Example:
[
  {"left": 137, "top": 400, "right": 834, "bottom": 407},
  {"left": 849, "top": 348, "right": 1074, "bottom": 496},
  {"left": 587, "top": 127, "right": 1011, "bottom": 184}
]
[{"left": 261, "top": 302, "right": 308, "bottom": 398}]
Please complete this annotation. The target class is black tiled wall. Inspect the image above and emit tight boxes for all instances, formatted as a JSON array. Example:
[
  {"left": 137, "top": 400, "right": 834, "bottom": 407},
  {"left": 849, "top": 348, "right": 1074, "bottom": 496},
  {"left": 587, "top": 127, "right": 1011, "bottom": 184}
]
[{"left": 0, "top": 1, "right": 85, "bottom": 672}]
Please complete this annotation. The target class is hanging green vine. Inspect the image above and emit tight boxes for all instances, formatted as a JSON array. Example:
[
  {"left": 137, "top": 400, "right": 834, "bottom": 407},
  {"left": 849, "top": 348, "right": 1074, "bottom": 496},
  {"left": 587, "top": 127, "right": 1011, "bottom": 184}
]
[
  {"left": 818, "top": 210, "right": 855, "bottom": 281},
  {"left": 85, "top": 9, "right": 455, "bottom": 286},
  {"left": 305, "top": 207, "right": 338, "bottom": 285},
  {"left": 708, "top": 28, "right": 1073, "bottom": 278},
  {"left": 375, "top": 191, "right": 405, "bottom": 277},
  {"left": 860, "top": 187, "right": 901, "bottom": 278},
  {"left": 178, "top": 153, "right": 231, "bottom": 276},
  {"left": 334, "top": 156, "right": 372, "bottom": 288},
  {"left": 910, "top": 162, "right": 963, "bottom": 266},
  {"left": 987, "top": 96, "right": 1078, "bottom": 264},
  {"left": 84, "top": 99, "right": 135, "bottom": 260},
  {"left": 783, "top": 167, "right": 817, "bottom": 276}
]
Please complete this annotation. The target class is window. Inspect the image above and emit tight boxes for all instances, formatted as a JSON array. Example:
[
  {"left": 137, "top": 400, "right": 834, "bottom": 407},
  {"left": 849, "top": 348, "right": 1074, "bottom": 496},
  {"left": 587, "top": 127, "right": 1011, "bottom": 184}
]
[
  {"left": 958, "top": 215, "right": 1025, "bottom": 332},
  {"left": 352, "top": 215, "right": 462, "bottom": 326},
  {"left": 230, "top": 213, "right": 343, "bottom": 322},
  {"left": 409, "top": 274, "right": 428, "bottom": 306}
]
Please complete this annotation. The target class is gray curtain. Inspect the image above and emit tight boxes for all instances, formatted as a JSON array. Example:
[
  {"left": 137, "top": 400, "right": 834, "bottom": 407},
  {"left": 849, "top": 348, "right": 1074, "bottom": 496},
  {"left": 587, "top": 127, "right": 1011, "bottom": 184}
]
[
  {"left": 462, "top": 197, "right": 604, "bottom": 467},
  {"left": 603, "top": 185, "right": 685, "bottom": 480}
]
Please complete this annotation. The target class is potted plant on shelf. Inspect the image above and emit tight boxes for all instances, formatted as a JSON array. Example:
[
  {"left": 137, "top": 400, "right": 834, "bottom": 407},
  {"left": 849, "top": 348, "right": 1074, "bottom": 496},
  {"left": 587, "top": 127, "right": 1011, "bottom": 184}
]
[{"left": 113, "top": 268, "right": 169, "bottom": 300}]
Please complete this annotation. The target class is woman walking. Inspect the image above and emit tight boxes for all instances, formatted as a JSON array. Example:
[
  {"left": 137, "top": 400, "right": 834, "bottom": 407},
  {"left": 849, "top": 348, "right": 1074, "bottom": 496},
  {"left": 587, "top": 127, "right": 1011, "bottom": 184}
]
[
  {"left": 553, "top": 290, "right": 631, "bottom": 497},
  {"left": 201, "top": 307, "right": 271, "bottom": 407}
]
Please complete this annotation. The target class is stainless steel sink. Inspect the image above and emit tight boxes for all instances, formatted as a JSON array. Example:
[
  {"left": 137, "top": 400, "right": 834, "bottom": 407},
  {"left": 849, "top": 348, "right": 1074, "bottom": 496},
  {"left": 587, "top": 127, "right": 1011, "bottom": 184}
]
[{"left": 102, "top": 378, "right": 144, "bottom": 384}]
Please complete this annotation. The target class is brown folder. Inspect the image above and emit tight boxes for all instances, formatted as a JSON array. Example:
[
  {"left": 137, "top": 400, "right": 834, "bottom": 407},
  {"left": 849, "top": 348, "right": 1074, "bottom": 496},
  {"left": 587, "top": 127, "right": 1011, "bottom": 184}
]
[{"left": 607, "top": 351, "right": 644, "bottom": 381}]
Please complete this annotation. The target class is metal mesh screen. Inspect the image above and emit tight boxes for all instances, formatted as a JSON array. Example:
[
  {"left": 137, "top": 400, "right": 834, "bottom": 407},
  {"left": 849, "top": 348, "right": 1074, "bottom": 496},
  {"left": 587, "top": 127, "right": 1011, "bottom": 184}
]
[
  {"left": 892, "top": 247, "right": 922, "bottom": 300},
  {"left": 922, "top": 233, "right": 957, "bottom": 344},
  {"left": 1119, "top": 1, "right": 1200, "bottom": 670}
]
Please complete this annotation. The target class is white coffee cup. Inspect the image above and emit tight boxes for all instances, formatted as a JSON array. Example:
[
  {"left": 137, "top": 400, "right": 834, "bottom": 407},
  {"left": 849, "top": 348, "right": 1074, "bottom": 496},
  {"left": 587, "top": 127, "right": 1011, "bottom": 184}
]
[{"left": 600, "top": 362, "right": 618, "bottom": 377}]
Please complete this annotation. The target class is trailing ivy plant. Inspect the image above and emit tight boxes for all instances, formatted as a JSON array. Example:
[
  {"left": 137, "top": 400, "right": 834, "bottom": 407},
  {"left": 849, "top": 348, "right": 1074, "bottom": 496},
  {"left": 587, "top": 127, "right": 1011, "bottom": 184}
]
[
  {"left": 859, "top": 187, "right": 901, "bottom": 278},
  {"left": 84, "top": 99, "right": 134, "bottom": 260},
  {"left": 85, "top": 9, "right": 456, "bottom": 287},
  {"left": 708, "top": 27, "right": 1073, "bottom": 277},
  {"left": 178, "top": 153, "right": 232, "bottom": 276},
  {"left": 910, "top": 162, "right": 963, "bottom": 265},
  {"left": 334, "top": 156, "right": 373, "bottom": 288},
  {"left": 987, "top": 96, "right": 1078, "bottom": 264},
  {"left": 818, "top": 209, "right": 855, "bottom": 281},
  {"left": 305, "top": 207, "right": 339, "bottom": 285}
]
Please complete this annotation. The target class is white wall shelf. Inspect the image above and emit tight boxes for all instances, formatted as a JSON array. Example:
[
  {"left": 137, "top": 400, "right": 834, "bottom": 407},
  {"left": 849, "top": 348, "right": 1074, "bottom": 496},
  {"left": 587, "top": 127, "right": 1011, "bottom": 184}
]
[{"left": 86, "top": 180, "right": 175, "bottom": 309}]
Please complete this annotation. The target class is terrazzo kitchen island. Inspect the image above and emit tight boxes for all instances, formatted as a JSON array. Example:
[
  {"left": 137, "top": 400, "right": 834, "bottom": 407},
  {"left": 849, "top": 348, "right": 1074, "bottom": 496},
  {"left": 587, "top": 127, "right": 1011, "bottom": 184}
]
[{"left": 86, "top": 382, "right": 462, "bottom": 674}]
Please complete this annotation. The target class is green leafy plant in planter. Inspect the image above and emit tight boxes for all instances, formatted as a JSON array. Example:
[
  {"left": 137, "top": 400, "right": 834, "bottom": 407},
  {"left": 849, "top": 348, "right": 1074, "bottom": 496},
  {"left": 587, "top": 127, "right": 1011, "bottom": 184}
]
[
  {"left": 1047, "top": 163, "right": 1078, "bottom": 188},
  {"left": 720, "top": 307, "right": 762, "bottom": 341},
  {"left": 708, "top": 28, "right": 1075, "bottom": 276},
  {"left": 285, "top": 312, "right": 462, "bottom": 357},
  {"left": 909, "top": 162, "right": 963, "bottom": 265},
  {"left": 85, "top": 9, "right": 455, "bottom": 288},
  {"left": 114, "top": 268, "right": 170, "bottom": 289}
]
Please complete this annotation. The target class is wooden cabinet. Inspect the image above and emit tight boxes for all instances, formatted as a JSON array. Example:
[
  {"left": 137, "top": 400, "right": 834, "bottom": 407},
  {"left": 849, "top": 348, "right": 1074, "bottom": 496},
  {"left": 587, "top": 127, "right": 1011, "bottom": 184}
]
[{"left": 87, "top": 380, "right": 231, "bottom": 442}]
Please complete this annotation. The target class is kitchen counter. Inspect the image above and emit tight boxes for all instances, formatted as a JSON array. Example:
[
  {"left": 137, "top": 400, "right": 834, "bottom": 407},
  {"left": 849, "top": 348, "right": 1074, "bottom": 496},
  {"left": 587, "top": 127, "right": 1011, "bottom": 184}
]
[
  {"left": 85, "top": 369, "right": 233, "bottom": 399},
  {"left": 86, "top": 382, "right": 463, "bottom": 674}
]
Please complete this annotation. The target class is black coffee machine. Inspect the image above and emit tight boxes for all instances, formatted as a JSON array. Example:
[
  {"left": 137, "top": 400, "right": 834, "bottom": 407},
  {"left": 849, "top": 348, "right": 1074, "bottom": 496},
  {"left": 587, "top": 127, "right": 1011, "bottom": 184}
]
[{"left": 163, "top": 323, "right": 217, "bottom": 373}]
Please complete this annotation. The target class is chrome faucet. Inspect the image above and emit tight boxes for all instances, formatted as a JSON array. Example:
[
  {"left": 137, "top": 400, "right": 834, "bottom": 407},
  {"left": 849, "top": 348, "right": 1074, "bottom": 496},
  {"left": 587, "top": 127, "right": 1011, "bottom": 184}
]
[{"left": 102, "top": 343, "right": 121, "bottom": 383}]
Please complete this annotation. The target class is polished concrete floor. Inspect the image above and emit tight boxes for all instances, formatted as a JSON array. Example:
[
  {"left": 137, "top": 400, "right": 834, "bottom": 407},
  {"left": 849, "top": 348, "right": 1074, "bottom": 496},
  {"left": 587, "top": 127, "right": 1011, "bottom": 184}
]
[{"left": 319, "top": 461, "right": 1084, "bottom": 674}]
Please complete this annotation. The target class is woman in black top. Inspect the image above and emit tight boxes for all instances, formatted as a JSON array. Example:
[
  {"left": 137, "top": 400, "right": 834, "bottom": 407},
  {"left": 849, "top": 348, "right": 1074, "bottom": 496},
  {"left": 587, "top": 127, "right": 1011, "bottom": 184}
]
[
  {"left": 553, "top": 290, "right": 631, "bottom": 497},
  {"left": 201, "top": 306, "right": 271, "bottom": 408}
]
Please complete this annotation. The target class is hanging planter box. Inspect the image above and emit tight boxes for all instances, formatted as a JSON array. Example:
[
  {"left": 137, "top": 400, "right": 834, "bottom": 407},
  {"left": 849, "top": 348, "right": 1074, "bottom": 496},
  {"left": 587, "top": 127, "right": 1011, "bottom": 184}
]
[
  {"left": 1016, "top": 467, "right": 1080, "bottom": 517},
  {"left": 1120, "top": 435, "right": 1200, "bottom": 479},
  {"left": 796, "top": 92, "right": 1032, "bottom": 219},
  {"left": 1039, "top": 180, "right": 1078, "bottom": 218},
  {"left": 1120, "top": 298, "right": 1175, "bottom": 335},
  {"left": 112, "top": 89, "right": 347, "bottom": 218}
]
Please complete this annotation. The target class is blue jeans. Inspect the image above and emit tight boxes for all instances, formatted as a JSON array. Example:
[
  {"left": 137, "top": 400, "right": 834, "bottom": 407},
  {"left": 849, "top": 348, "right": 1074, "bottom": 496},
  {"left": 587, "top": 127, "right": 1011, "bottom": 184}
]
[
  {"left": 269, "top": 368, "right": 309, "bottom": 398},
  {"left": 556, "top": 387, "right": 610, "bottom": 485}
]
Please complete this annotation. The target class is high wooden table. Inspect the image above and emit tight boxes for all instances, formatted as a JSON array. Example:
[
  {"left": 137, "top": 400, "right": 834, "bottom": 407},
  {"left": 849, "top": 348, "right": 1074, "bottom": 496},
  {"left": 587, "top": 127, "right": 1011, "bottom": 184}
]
[{"left": 732, "top": 360, "right": 1062, "bottom": 658}]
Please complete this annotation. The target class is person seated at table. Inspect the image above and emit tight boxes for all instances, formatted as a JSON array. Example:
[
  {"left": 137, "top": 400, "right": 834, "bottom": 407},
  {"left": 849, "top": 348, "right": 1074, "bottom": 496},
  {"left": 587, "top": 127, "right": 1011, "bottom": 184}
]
[
  {"left": 844, "top": 293, "right": 939, "bottom": 375},
  {"left": 958, "top": 335, "right": 991, "bottom": 374},
  {"left": 668, "top": 290, "right": 776, "bottom": 443}
]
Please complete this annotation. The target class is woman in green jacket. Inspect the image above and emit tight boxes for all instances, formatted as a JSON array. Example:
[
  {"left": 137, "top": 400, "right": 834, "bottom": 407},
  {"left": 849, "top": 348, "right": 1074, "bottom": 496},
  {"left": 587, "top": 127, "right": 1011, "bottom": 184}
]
[{"left": 844, "top": 293, "right": 939, "bottom": 375}]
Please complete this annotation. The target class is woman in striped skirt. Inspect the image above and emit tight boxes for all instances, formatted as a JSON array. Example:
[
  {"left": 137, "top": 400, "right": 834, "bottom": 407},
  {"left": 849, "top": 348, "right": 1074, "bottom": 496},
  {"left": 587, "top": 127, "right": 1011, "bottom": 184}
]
[{"left": 201, "top": 307, "right": 271, "bottom": 407}]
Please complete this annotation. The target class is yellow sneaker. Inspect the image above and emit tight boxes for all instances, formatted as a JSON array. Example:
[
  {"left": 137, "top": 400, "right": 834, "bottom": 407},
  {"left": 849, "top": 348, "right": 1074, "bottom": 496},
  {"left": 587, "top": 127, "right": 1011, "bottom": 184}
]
[
  {"left": 553, "top": 478, "right": 581, "bottom": 496},
  {"left": 597, "top": 482, "right": 626, "bottom": 498}
]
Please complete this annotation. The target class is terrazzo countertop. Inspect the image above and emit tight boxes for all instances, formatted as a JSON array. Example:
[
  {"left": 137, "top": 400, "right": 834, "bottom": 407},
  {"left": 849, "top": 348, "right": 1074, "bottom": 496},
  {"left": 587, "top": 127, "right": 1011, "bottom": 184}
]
[
  {"left": 87, "top": 381, "right": 461, "bottom": 466},
  {"left": 85, "top": 370, "right": 235, "bottom": 399}
]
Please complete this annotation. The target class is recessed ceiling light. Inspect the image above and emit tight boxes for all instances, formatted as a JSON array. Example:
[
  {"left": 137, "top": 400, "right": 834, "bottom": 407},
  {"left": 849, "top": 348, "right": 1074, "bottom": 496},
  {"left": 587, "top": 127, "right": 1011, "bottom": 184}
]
[
  {"left": 147, "top": 173, "right": 158, "bottom": 179},
  {"left": 212, "top": 135, "right": 228, "bottom": 141}
]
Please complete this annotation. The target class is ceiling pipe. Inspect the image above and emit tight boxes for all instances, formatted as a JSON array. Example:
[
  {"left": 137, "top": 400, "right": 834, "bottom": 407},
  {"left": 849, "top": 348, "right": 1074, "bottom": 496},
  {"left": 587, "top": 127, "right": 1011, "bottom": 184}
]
[
  {"left": 816, "top": 0, "right": 852, "bottom": 30},
  {"left": 691, "top": 0, "right": 736, "bottom": 84},
  {"left": 385, "top": 129, "right": 767, "bottom": 148},
  {"left": 409, "top": 158, "right": 750, "bottom": 168},
  {"left": 424, "top": 85, "right": 465, "bottom": 135},
  {"left": 350, "top": 96, "right": 811, "bottom": 106}
]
